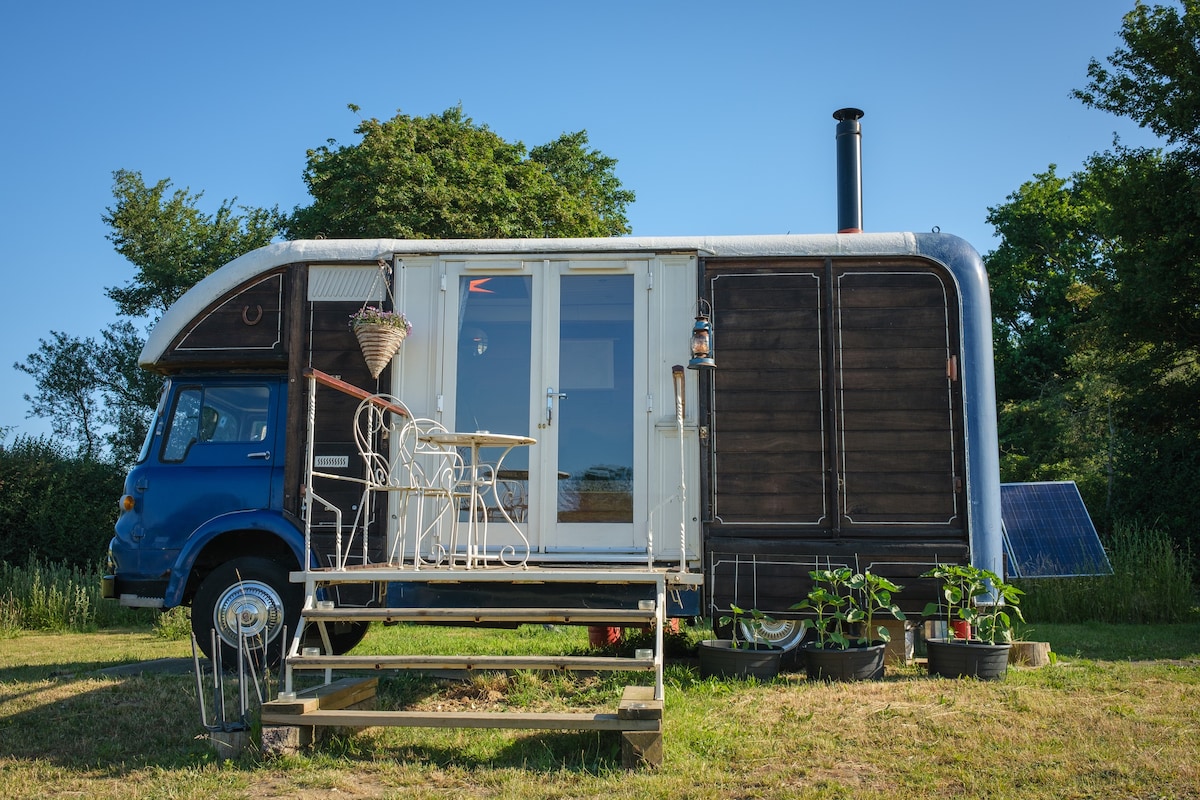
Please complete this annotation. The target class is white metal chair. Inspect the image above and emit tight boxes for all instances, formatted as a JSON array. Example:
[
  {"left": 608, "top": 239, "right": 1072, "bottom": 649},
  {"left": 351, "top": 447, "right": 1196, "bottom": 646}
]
[{"left": 351, "top": 395, "right": 463, "bottom": 568}]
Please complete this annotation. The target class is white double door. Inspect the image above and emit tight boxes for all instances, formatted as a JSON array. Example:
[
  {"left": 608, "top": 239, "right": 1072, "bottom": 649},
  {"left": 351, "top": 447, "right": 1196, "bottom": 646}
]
[{"left": 438, "top": 257, "right": 651, "bottom": 557}]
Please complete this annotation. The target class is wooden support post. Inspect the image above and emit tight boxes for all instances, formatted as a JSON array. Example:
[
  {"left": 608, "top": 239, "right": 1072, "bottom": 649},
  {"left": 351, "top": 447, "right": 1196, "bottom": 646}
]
[
  {"left": 210, "top": 728, "right": 251, "bottom": 762},
  {"left": 260, "top": 677, "right": 379, "bottom": 757},
  {"left": 618, "top": 685, "right": 663, "bottom": 769},
  {"left": 1009, "top": 641, "right": 1052, "bottom": 667}
]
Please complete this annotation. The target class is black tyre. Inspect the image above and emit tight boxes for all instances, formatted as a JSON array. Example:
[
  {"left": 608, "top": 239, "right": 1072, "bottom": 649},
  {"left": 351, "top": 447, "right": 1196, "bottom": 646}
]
[{"left": 192, "top": 556, "right": 301, "bottom": 669}]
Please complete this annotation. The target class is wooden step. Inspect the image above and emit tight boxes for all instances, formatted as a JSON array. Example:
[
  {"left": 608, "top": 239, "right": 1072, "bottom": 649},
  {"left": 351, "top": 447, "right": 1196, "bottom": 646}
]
[
  {"left": 259, "top": 707, "right": 660, "bottom": 731},
  {"left": 286, "top": 653, "right": 656, "bottom": 672},
  {"left": 301, "top": 606, "right": 658, "bottom": 625}
]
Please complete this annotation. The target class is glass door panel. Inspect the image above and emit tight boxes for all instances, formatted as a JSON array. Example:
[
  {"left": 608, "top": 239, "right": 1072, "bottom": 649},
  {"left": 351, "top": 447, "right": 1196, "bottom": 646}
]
[
  {"left": 556, "top": 274, "right": 634, "bottom": 524},
  {"left": 453, "top": 275, "right": 533, "bottom": 552}
]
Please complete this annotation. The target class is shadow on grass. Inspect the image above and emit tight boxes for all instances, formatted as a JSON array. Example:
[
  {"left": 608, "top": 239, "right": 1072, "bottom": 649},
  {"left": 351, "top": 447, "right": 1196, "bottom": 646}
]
[
  {"left": 323, "top": 725, "right": 625, "bottom": 772},
  {"left": 0, "top": 671, "right": 215, "bottom": 769}
]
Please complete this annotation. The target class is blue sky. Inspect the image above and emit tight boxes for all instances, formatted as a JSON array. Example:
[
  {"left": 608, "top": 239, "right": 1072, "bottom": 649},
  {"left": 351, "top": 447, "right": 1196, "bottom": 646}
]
[{"left": 0, "top": 1, "right": 1166, "bottom": 441}]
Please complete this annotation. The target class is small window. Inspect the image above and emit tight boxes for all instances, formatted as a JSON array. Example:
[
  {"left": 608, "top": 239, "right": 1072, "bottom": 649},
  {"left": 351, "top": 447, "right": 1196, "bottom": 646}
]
[{"left": 161, "top": 385, "right": 270, "bottom": 462}]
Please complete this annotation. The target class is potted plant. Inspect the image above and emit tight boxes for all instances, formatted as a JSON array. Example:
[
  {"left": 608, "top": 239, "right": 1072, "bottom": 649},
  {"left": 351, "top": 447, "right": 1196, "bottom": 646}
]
[
  {"left": 697, "top": 605, "right": 783, "bottom": 679},
  {"left": 791, "top": 567, "right": 905, "bottom": 681},
  {"left": 921, "top": 563, "right": 1024, "bottom": 680},
  {"left": 350, "top": 306, "right": 412, "bottom": 379}
]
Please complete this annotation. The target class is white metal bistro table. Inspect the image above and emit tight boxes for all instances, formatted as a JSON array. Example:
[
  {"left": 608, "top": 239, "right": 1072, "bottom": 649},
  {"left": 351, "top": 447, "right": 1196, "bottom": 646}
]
[{"left": 419, "top": 431, "right": 536, "bottom": 568}]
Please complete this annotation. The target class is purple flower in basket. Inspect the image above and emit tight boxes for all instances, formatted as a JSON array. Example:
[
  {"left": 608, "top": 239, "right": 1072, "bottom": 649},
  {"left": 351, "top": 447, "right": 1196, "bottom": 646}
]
[{"left": 350, "top": 306, "right": 413, "bottom": 336}]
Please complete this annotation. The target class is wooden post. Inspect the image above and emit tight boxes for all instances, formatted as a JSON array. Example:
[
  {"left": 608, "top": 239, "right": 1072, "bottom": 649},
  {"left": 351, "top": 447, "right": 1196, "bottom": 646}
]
[
  {"left": 1009, "top": 641, "right": 1052, "bottom": 667},
  {"left": 618, "top": 685, "right": 663, "bottom": 768}
]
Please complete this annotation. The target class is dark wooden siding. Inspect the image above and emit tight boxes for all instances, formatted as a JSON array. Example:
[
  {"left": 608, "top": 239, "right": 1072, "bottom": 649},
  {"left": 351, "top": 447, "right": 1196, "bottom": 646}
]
[
  {"left": 303, "top": 299, "right": 392, "bottom": 564},
  {"left": 701, "top": 257, "right": 969, "bottom": 614},
  {"left": 709, "top": 271, "right": 827, "bottom": 525},
  {"left": 834, "top": 270, "right": 960, "bottom": 526},
  {"left": 158, "top": 272, "right": 290, "bottom": 370}
]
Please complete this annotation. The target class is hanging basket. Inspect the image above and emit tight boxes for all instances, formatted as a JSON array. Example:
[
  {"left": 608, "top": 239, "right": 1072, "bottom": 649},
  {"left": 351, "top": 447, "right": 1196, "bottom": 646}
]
[{"left": 353, "top": 322, "right": 407, "bottom": 379}]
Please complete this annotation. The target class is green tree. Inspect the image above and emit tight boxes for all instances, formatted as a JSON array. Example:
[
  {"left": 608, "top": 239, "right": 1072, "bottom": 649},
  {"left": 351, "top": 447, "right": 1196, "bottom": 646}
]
[
  {"left": 14, "top": 331, "right": 103, "bottom": 459},
  {"left": 1074, "top": 2, "right": 1200, "bottom": 539},
  {"left": 989, "top": 1, "right": 1200, "bottom": 552},
  {"left": 286, "top": 106, "right": 634, "bottom": 239},
  {"left": 104, "top": 169, "right": 287, "bottom": 318},
  {"left": 1074, "top": 0, "right": 1200, "bottom": 154},
  {"left": 984, "top": 168, "right": 1118, "bottom": 516},
  {"left": 529, "top": 130, "right": 636, "bottom": 237}
]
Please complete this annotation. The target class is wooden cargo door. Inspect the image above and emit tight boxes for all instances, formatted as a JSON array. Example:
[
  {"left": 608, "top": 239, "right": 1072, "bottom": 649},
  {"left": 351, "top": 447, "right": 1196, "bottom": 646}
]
[{"left": 833, "top": 268, "right": 962, "bottom": 529}]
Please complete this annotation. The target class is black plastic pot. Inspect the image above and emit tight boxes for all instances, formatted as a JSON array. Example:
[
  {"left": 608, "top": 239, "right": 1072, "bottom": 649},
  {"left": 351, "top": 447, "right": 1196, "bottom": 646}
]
[
  {"left": 925, "top": 638, "right": 1011, "bottom": 680},
  {"left": 800, "top": 641, "right": 886, "bottom": 681},
  {"left": 697, "top": 639, "right": 783, "bottom": 679}
]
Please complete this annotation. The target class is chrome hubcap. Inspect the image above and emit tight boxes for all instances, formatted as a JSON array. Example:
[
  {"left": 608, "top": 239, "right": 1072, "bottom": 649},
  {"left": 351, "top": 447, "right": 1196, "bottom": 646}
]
[{"left": 214, "top": 579, "right": 282, "bottom": 647}]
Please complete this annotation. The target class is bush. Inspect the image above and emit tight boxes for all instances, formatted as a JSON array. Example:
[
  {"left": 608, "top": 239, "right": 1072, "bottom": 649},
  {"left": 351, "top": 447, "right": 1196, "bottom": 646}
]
[
  {"left": 1017, "top": 521, "right": 1196, "bottom": 624},
  {"left": 0, "top": 435, "right": 124, "bottom": 567}
]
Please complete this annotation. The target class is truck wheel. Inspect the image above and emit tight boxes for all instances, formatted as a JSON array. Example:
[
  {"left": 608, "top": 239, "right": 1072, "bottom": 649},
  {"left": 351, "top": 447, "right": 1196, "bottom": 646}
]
[
  {"left": 192, "top": 556, "right": 300, "bottom": 669},
  {"left": 740, "top": 618, "right": 805, "bottom": 651}
]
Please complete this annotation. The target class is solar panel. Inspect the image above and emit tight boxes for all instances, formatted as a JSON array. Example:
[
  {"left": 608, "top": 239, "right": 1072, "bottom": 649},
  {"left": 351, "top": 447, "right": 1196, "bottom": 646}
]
[{"left": 1000, "top": 481, "right": 1112, "bottom": 578}]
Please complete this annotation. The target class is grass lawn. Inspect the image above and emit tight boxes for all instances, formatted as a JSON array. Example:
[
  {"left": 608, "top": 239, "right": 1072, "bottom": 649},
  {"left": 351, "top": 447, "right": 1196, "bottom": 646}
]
[{"left": 1, "top": 622, "right": 1198, "bottom": 799}]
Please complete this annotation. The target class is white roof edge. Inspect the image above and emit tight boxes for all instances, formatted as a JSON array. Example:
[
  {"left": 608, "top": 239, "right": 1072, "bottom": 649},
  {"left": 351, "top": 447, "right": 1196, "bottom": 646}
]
[{"left": 142, "top": 232, "right": 951, "bottom": 366}]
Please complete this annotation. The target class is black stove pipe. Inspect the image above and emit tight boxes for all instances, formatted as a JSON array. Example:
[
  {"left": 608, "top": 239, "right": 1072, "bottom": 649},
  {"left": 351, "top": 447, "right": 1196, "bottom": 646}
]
[{"left": 834, "top": 107, "right": 864, "bottom": 233}]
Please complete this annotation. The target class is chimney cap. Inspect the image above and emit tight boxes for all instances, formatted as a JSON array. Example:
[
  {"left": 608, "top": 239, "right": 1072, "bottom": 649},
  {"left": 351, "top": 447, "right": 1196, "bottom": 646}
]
[{"left": 833, "top": 107, "right": 864, "bottom": 122}]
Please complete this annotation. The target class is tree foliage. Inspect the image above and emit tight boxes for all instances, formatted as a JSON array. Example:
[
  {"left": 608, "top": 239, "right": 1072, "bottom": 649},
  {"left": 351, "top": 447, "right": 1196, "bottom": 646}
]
[
  {"left": 104, "top": 169, "right": 287, "bottom": 318},
  {"left": 17, "top": 172, "right": 284, "bottom": 466},
  {"left": 286, "top": 106, "right": 634, "bottom": 240},
  {"left": 988, "top": 1, "right": 1200, "bottom": 555},
  {"left": 0, "top": 435, "right": 124, "bottom": 567},
  {"left": 1075, "top": 0, "right": 1200, "bottom": 153}
]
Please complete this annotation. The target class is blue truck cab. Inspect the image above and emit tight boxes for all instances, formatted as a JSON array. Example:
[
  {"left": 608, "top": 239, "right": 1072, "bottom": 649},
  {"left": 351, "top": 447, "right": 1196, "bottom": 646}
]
[{"left": 106, "top": 374, "right": 328, "bottom": 661}]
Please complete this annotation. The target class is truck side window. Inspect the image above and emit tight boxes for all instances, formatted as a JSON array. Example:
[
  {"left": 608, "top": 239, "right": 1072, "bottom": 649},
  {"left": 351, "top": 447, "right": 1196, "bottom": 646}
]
[{"left": 161, "top": 386, "right": 271, "bottom": 462}]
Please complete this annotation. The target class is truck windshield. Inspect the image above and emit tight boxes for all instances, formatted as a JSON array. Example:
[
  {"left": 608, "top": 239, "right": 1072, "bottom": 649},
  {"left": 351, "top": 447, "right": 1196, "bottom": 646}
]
[{"left": 134, "top": 379, "right": 170, "bottom": 465}]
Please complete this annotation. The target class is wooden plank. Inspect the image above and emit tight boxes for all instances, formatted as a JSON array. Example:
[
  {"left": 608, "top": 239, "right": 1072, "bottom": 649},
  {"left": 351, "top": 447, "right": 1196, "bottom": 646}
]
[
  {"left": 283, "top": 264, "right": 308, "bottom": 517},
  {"left": 259, "top": 708, "right": 661, "bottom": 731},
  {"left": 618, "top": 686, "right": 663, "bottom": 721},
  {"left": 288, "top": 654, "right": 656, "bottom": 672},
  {"left": 305, "top": 368, "right": 409, "bottom": 417},
  {"left": 301, "top": 607, "right": 657, "bottom": 624},
  {"left": 262, "top": 677, "right": 379, "bottom": 715}
]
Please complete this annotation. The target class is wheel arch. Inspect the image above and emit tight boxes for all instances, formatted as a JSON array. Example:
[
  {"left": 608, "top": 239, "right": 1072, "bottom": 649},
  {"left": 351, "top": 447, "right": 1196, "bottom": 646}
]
[{"left": 164, "top": 510, "right": 306, "bottom": 608}]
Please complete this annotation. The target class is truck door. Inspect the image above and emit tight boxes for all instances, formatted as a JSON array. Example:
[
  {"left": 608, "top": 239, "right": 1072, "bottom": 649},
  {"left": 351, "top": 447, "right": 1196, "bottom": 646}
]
[{"left": 136, "top": 378, "right": 285, "bottom": 560}]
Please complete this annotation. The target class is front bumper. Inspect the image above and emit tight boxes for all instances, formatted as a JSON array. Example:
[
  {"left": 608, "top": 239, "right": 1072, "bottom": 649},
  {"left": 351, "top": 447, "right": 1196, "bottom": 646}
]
[{"left": 101, "top": 574, "right": 168, "bottom": 608}]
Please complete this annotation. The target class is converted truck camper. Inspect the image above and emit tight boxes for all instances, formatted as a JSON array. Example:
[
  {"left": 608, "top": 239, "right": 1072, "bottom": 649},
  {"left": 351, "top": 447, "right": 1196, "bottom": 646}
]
[{"left": 104, "top": 110, "right": 1003, "bottom": 690}]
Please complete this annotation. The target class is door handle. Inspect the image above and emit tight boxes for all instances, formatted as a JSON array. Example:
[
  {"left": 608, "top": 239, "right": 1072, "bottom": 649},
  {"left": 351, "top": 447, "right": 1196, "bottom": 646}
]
[
  {"left": 248, "top": 451, "right": 272, "bottom": 460},
  {"left": 546, "top": 387, "right": 568, "bottom": 425}
]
